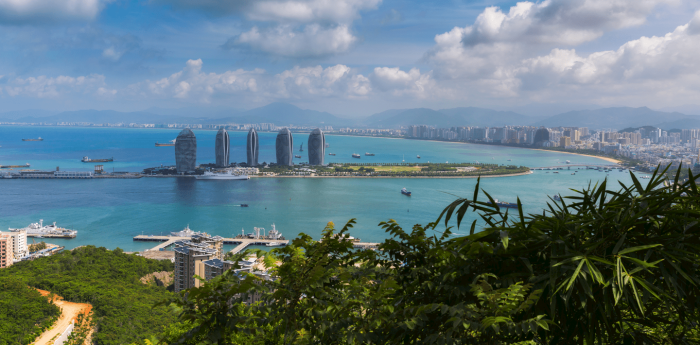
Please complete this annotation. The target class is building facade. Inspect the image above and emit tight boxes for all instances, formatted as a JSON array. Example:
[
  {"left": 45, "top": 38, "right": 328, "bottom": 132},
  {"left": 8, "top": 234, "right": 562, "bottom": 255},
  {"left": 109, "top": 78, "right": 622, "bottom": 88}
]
[
  {"left": 173, "top": 241, "right": 217, "bottom": 293},
  {"left": 0, "top": 234, "right": 14, "bottom": 268},
  {"left": 175, "top": 128, "right": 197, "bottom": 174},
  {"left": 215, "top": 128, "right": 230, "bottom": 167},
  {"left": 533, "top": 128, "right": 550, "bottom": 147},
  {"left": 275, "top": 128, "right": 294, "bottom": 166},
  {"left": 307, "top": 128, "right": 325, "bottom": 165},
  {"left": 3, "top": 230, "right": 27, "bottom": 258},
  {"left": 247, "top": 128, "right": 259, "bottom": 166}
]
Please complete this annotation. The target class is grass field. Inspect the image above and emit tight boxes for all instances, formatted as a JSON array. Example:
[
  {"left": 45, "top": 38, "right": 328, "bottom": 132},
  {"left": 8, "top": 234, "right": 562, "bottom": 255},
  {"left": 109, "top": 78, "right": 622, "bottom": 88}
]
[{"left": 347, "top": 165, "right": 423, "bottom": 172}]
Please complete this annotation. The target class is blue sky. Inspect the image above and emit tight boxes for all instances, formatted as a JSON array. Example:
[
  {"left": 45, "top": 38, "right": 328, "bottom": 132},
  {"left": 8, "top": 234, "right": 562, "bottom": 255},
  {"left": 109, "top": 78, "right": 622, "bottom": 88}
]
[{"left": 1, "top": 0, "right": 700, "bottom": 116}]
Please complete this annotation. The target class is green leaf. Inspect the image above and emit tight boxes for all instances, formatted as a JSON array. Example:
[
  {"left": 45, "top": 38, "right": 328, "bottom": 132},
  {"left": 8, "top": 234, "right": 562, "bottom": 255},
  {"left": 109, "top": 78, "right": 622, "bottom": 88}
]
[{"left": 618, "top": 244, "right": 662, "bottom": 255}]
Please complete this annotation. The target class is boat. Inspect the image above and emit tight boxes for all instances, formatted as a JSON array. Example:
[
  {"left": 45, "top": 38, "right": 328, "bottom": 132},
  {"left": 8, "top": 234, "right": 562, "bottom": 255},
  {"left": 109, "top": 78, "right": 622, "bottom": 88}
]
[
  {"left": 299, "top": 143, "right": 304, "bottom": 152},
  {"left": 155, "top": 139, "right": 176, "bottom": 147},
  {"left": 401, "top": 187, "right": 411, "bottom": 196},
  {"left": 195, "top": 171, "right": 250, "bottom": 180},
  {"left": 171, "top": 225, "right": 203, "bottom": 237},
  {"left": 266, "top": 242, "right": 285, "bottom": 247},
  {"left": 9, "top": 220, "right": 78, "bottom": 238},
  {"left": 267, "top": 224, "right": 284, "bottom": 240},
  {"left": 328, "top": 153, "right": 336, "bottom": 156},
  {"left": 553, "top": 195, "right": 561, "bottom": 201},
  {"left": 352, "top": 153, "right": 361, "bottom": 158},
  {"left": 365, "top": 152, "right": 375, "bottom": 156},
  {"left": 295, "top": 155, "right": 302, "bottom": 158},
  {"left": 22, "top": 137, "right": 43, "bottom": 141},
  {"left": 325, "top": 143, "right": 330, "bottom": 148},
  {"left": 487, "top": 199, "right": 518, "bottom": 208},
  {"left": 417, "top": 155, "right": 421, "bottom": 159},
  {"left": 571, "top": 173, "right": 575, "bottom": 175},
  {"left": 0, "top": 163, "right": 30, "bottom": 168},
  {"left": 240, "top": 204, "right": 249, "bottom": 207},
  {"left": 507, "top": 159, "right": 512, "bottom": 161},
  {"left": 566, "top": 160, "right": 571, "bottom": 164},
  {"left": 82, "top": 156, "right": 113, "bottom": 163}
]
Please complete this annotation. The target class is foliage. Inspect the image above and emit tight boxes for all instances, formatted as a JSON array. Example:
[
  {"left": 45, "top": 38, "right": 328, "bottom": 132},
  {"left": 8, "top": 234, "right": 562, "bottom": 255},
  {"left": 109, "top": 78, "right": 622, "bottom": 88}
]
[
  {"left": 28, "top": 241, "right": 47, "bottom": 252},
  {"left": 0, "top": 278, "right": 60, "bottom": 345},
  {"left": 163, "top": 166, "right": 700, "bottom": 344},
  {"left": 0, "top": 246, "right": 175, "bottom": 345}
]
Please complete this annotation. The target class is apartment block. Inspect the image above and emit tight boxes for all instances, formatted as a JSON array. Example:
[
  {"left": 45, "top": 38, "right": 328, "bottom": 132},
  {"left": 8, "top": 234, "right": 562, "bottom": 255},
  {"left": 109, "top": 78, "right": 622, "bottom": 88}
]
[
  {"left": 173, "top": 241, "right": 218, "bottom": 293},
  {"left": 191, "top": 234, "right": 224, "bottom": 260},
  {"left": 0, "top": 234, "right": 14, "bottom": 268}
]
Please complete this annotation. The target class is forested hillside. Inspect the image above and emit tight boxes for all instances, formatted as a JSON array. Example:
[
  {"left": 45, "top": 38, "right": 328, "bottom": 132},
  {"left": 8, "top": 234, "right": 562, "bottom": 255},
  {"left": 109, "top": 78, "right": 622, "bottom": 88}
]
[{"left": 0, "top": 279, "right": 60, "bottom": 345}]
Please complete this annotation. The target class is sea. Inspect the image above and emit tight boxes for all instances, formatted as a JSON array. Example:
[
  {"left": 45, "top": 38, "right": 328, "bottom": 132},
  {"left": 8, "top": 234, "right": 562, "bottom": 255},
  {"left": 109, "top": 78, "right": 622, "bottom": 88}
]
[{"left": 0, "top": 126, "right": 649, "bottom": 252}]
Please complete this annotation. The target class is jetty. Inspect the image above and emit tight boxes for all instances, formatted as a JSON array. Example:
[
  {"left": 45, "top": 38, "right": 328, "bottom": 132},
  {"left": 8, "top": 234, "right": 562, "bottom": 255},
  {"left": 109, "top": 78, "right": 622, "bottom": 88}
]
[{"left": 133, "top": 235, "right": 379, "bottom": 254}]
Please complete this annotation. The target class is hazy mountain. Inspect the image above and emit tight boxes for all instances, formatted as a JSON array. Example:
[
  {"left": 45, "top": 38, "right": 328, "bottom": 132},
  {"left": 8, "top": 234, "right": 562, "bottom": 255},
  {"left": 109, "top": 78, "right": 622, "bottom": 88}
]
[
  {"left": 221, "top": 102, "right": 345, "bottom": 126},
  {"left": 0, "top": 109, "right": 60, "bottom": 120},
  {"left": 533, "top": 107, "right": 692, "bottom": 129},
  {"left": 143, "top": 106, "right": 243, "bottom": 118},
  {"left": 656, "top": 118, "right": 700, "bottom": 130},
  {"left": 364, "top": 107, "right": 531, "bottom": 128},
  {"left": 500, "top": 103, "right": 603, "bottom": 117},
  {"left": 658, "top": 104, "right": 700, "bottom": 116},
  {"left": 14, "top": 110, "right": 176, "bottom": 124}
]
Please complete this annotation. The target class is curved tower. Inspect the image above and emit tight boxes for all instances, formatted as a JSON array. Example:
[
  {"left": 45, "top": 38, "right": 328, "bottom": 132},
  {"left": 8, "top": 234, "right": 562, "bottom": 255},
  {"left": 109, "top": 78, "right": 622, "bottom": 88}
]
[
  {"left": 308, "top": 128, "right": 325, "bottom": 165},
  {"left": 175, "top": 128, "right": 197, "bottom": 173},
  {"left": 533, "top": 128, "right": 550, "bottom": 147},
  {"left": 247, "top": 128, "right": 259, "bottom": 166},
  {"left": 215, "top": 128, "right": 230, "bottom": 167},
  {"left": 275, "top": 128, "right": 293, "bottom": 166}
]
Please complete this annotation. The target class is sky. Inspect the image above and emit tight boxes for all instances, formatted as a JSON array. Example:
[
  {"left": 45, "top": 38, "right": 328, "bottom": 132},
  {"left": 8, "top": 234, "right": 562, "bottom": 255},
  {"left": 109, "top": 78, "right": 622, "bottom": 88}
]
[{"left": 1, "top": 0, "right": 700, "bottom": 116}]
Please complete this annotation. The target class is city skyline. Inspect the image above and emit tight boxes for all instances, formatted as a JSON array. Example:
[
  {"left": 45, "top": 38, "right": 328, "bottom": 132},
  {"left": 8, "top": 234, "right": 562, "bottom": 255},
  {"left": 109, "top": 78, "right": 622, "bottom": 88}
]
[{"left": 0, "top": 1, "right": 699, "bottom": 115}]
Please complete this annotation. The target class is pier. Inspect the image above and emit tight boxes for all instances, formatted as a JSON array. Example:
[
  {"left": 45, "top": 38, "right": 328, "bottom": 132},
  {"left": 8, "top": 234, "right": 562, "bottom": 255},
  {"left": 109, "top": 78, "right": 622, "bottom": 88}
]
[{"left": 133, "top": 235, "right": 379, "bottom": 253}]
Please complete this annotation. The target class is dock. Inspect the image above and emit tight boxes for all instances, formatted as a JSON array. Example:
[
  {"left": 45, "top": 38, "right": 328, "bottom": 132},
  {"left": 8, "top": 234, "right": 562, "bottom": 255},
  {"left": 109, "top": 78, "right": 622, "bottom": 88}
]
[
  {"left": 26, "top": 233, "right": 77, "bottom": 239},
  {"left": 133, "top": 235, "right": 379, "bottom": 254}
]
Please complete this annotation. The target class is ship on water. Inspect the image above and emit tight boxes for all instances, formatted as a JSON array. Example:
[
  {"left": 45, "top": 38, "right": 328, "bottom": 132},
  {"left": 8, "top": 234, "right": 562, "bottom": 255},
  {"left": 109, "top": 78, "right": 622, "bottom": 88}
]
[
  {"left": 417, "top": 155, "right": 421, "bottom": 159},
  {"left": 155, "top": 139, "right": 176, "bottom": 147},
  {"left": 196, "top": 170, "right": 250, "bottom": 180},
  {"left": 22, "top": 137, "right": 43, "bottom": 141},
  {"left": 328, "top": 153, "right": 336, "bottom": 156},
  {"left": 365, "top": 152, "right": 375, "bottom": 156},
  {"left": 170, "top": 225, "right": 203, "bottom": 237},
  {"left": 0, "top": 163, "right": 30, "bottom": 168},
  {"left": 82, "top": 156, "right": 113, "bottom": 163},
  {"left": 352, "top": 153, "right": 361, "bottom": 158},
  {"left": 487, "top": 199, "right": 518, "bottom": 208},
  {"left": 9, "top": 220, "right": 78, "bottom": 238},
  {"left": 401, "top": 187, "right": 411, "bottom": 196}
]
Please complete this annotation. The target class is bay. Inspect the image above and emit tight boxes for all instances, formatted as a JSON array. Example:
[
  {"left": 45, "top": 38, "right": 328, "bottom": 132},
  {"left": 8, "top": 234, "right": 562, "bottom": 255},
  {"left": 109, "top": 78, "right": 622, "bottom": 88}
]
[{"left": 0, "top": 126, "right": 645, "bottom": 251}]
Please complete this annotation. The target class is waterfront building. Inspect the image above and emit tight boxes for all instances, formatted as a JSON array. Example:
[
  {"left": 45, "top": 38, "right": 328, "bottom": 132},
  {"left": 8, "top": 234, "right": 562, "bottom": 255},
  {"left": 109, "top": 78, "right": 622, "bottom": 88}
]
[
  {"left": 0, "top": 230, "right": 27, "bottom": 258},
  {"left": 215, "top": 128, "right": 230, "bottom": 167},
  {"left": 308, "top": 128, "right": 325, "bottom": 165},
  {"left": 173, "top": 241, "right": 217, "bottom": 293},
  {"left": 191, "top": 233, "right": 224, "bottom": 260},
  {"left": 276, "top": 128, "right": 294, "bottom": 166},
  {"left": 560, "top": 136, "right": 572, "bottom": 148},
  {"left": 247, "top": 128, "right": 259, "bottom": 166},
  {"left": 175, "top": 128, "right": 197, "bottom": 174},
  {"left": 0, "top": 234, "right": 13, "bottom": 268},
  {"left": 533, "top": 128, "right": 550, "bottom": 147}
]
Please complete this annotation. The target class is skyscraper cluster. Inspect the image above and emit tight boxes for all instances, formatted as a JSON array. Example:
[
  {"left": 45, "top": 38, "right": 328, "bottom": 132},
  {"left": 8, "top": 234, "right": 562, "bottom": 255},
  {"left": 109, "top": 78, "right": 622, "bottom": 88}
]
[
  {"left": 215, "top": 128, "right": 230, "bottom": 168},
  {"left": 247, "top": 128, "right": 259, "bottom": 166},
  {"left": 276, "top": 128, "right": 294, "bottom": 166},
  {"left": 308, "top": 128, "right": 325, "bottom": 166}
]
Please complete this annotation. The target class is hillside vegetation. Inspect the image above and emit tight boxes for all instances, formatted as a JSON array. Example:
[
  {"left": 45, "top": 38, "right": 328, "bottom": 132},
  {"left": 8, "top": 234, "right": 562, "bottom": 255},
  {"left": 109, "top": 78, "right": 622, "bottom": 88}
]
[
  {"left": 0, "top": 279, "right": 60, "bottom": 345},
  {"left": 162, "top": 166, "right": 700, "bottom": 344},
  {"left": 0, "top": 246, "right": 175, "bottom": 345}
]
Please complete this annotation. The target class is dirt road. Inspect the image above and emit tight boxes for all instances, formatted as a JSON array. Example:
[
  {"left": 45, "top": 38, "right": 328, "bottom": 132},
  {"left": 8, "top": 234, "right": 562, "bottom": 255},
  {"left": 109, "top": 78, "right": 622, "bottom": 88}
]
[{"left": 32, "top": 289, "right": 92, "bottom": 345}]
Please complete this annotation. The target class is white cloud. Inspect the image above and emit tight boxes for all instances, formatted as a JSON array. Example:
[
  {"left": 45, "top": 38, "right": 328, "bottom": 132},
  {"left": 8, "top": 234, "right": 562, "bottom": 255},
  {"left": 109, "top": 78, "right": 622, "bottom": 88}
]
[
  {"left": 273, "top": 64, "right": 371, "bottom": 98},
  {"left": 0, "top": 0, "right": 104, "bottom": 24},
  {"left": 128, "top": 59, "right": 263, "bottom": 102},
  {"left": 3, "top": 74, "right": 107, "bottom": 98},
  {"left": 370, "top": 67, "right": 435, "bottom": 98},
  {"left": 230, "top": 24, "right": 356, "bottom": 57}
]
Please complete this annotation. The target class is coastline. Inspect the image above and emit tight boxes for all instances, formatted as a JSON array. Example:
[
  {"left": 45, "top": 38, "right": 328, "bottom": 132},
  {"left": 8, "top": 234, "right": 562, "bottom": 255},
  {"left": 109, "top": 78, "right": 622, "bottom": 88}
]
[
  {"left": 530, "top": 149, "right": 621, "bottom": 164},
  {"left": 257, "top": 171, "right": 533, "bottom": 179}
]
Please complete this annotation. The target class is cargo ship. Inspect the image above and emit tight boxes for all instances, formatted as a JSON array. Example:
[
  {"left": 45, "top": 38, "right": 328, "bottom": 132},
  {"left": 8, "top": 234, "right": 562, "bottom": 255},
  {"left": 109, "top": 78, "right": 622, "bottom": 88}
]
[
  {"left": 155, "top": 139, "right": 176, "bottom": 147},
  {"left": 401, "top": 187, "right": 411, "bottom": 196},
  {"left": 82, "top": 156, "right": 113, "bottom": 163},
  {"left": 195, "top": 171, "right": 250, "bottom": 180},
  {"left": 487, "top": 199, "right": 518, "bottom": 208},
  {"left": 294, "top": 155, "right": 302, "bottom": 158},
  {"left": 352, "top": 153, "right": 361, "bottom": 158},
  {"left": 22, "top": 137, "right": 43, "bottom": 141},
  {"left": 365, "top": 152, "right": 375, "bottom": 156},
  {"left": 9, "top": 220, "right": 78, "bottom": 238},
  {"left": 0, "top": 163, "right": 30, "bottom": 168}
]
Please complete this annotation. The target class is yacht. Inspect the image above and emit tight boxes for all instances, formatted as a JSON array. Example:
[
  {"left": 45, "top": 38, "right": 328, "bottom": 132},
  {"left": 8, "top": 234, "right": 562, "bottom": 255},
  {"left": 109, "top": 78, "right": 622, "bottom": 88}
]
[
  {"left": 365, "top": 152, "right": 375, "bottom": 156},
  {"left": 171, "top": 225, "right": 203, "bottom": 237},
  {"left": 352, "top": 153, "right": 361, "bottom": 158},
  {"left": 417, "top": 155, "right": 421, "bottom": 159},
  {"left": 196, "top": 171, "right": 250, "bottom": 180}
]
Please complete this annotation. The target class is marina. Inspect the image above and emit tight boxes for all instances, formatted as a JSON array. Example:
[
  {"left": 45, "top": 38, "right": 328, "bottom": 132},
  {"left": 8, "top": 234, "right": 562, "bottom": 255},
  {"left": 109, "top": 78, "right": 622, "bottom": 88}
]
[{"left": 9, "top": 220, "right": 78, "bottom": 238}]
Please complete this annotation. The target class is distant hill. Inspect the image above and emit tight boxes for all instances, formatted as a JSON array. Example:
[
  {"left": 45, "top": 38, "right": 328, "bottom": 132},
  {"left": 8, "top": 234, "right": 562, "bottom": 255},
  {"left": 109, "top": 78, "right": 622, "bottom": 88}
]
[
  {"left": 655, "top": 118, "right": 700, "bottom": 131},
  {"left": 0, "top": 109, "right": 60, "bottom": 120},
  {"left": 533, "top": 107, "right": 693, "bottom": 129},
  {"left": 14, "top": 110, "right": 178, "bottom": 124},
  {"left": 364, "top": 107, "right": 532, "bottom": 128},
  {"left": 223, "top": 102, "right": 344, "bottom": 126}
]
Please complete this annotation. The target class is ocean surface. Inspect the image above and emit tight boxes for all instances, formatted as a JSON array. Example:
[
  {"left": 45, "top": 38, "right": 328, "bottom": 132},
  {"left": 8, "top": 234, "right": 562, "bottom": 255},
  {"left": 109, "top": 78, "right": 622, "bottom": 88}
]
[{"left": 0, "top": 126, "right": 647, "bottom": 251}]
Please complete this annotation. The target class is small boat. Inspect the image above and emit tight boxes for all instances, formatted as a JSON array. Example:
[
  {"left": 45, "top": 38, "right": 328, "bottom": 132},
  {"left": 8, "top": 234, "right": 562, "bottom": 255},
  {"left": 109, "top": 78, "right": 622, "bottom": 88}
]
[
  {"left": 566, "top": 160, "right": 571, "bottom": 164},
  {"left": 82, "top": 156, "right": 113, "bottom": 163},
  {"left": 299, "top": 143, "right": 304, "bottom": 152},
  {"left": 352, "top": 153, "right": 361, "bottom": 158},
  {"left": 401, "top": 187, "right": 411, "bottom": 196},
  {"left": 507, "top": 159, "right": 512, "bottom": 161},
  {"left": 488, "top": 199, "right": 518, "bottom": 208},
  {"left": 155, "top": 139, "right": 176, "bottom": 147},
  {"left": 417, "top": 155, "right": 421, "bottom": 159},
  {"left": 328, "top": 153, "right": 336, "bottom": 156},
  {"left": 365, "top": 152, "right": 375, "bottom": 156},
  {"left": 266, "top": 242, "right": 285, "bottom": 247},
  {"left": 553, "top": 195, "right": 561, "bottom": 201},
  {"left": 325, "top": 143, "right": 330, "bottom": 148},
  {"left": 571, "top": 173, "right": 575, "bottom": 175},
  {"left": 22, "top": 137, "right": 43, "bottom": 141},
  {"left": 295, "top": 155, "right": 302, "bottom": 158},
  {"left": 240, "top": 204, "right": 249, "bottom": 207}
]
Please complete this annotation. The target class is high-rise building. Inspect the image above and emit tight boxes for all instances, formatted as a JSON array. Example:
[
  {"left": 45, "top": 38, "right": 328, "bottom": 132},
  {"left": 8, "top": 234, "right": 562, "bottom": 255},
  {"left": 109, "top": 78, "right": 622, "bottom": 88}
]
[
  {"left": 215, "top": 128, "right": 230, "bottom": 167},
  {"left": 308, "top": 128, "right": 325, "bottom": 165},
  {"left": 2, "top": 230, "right": 27, "bottom": 258},
  {"left": 0, "top": 234, "right": 14, "bottom": 268},
  {"left": 247, "top": 128, "right": 259, "bottom": 166},
  {"left": 175, "top": 128, "right": 197, "bottom": 174},
  {"left": 276, "top": 128, "right": 293, "bottom": 166},
  {"left": 533, "top": 128, "right": 550, "bottom": 147},
  {"left": 560, "top": 136, "right": 572, "bottom": 147},
  {"left": 173, "top": 240, "right": 218, "bottom": 293}
]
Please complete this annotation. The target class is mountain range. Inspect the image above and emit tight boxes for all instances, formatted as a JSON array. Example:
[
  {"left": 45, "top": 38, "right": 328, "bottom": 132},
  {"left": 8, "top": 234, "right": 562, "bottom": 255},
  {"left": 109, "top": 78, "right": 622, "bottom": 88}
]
[{"left": 2, "top": 103, "right": 699, "bottom": 130}]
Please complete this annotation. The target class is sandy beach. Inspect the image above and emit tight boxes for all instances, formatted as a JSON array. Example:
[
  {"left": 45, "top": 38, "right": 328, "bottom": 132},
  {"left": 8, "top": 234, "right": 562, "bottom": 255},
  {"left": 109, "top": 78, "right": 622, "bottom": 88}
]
[{"left": 531, "top": 149, "right": 621, "bottom": 164}]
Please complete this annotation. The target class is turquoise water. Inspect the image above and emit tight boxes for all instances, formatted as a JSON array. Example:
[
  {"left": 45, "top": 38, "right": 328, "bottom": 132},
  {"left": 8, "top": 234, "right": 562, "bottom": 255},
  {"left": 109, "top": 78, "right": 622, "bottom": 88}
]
[{"left": 0, "top": 126, "right": 643, "bottom": 251}]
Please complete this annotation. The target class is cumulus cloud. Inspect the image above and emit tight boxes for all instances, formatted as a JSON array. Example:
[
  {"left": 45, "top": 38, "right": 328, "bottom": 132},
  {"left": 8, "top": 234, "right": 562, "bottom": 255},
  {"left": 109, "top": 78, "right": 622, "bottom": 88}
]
[
  {"left": 2, "top": 74, "right": 108, "bottom": 98},
  {"left": 428, "top": 0, "right": 672, "bottom": 79},
  {"left": 0, "top": 0, "right": 104, "bottom": 24},
  {"left": 225, "top": 24, "right": 356, "bottom": 57},
  {"left": 370, "top": 67, "right": 435, "bottom": 98},
  {"left": 273, "top": 64, "right": 371, "bottom": 98}
]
